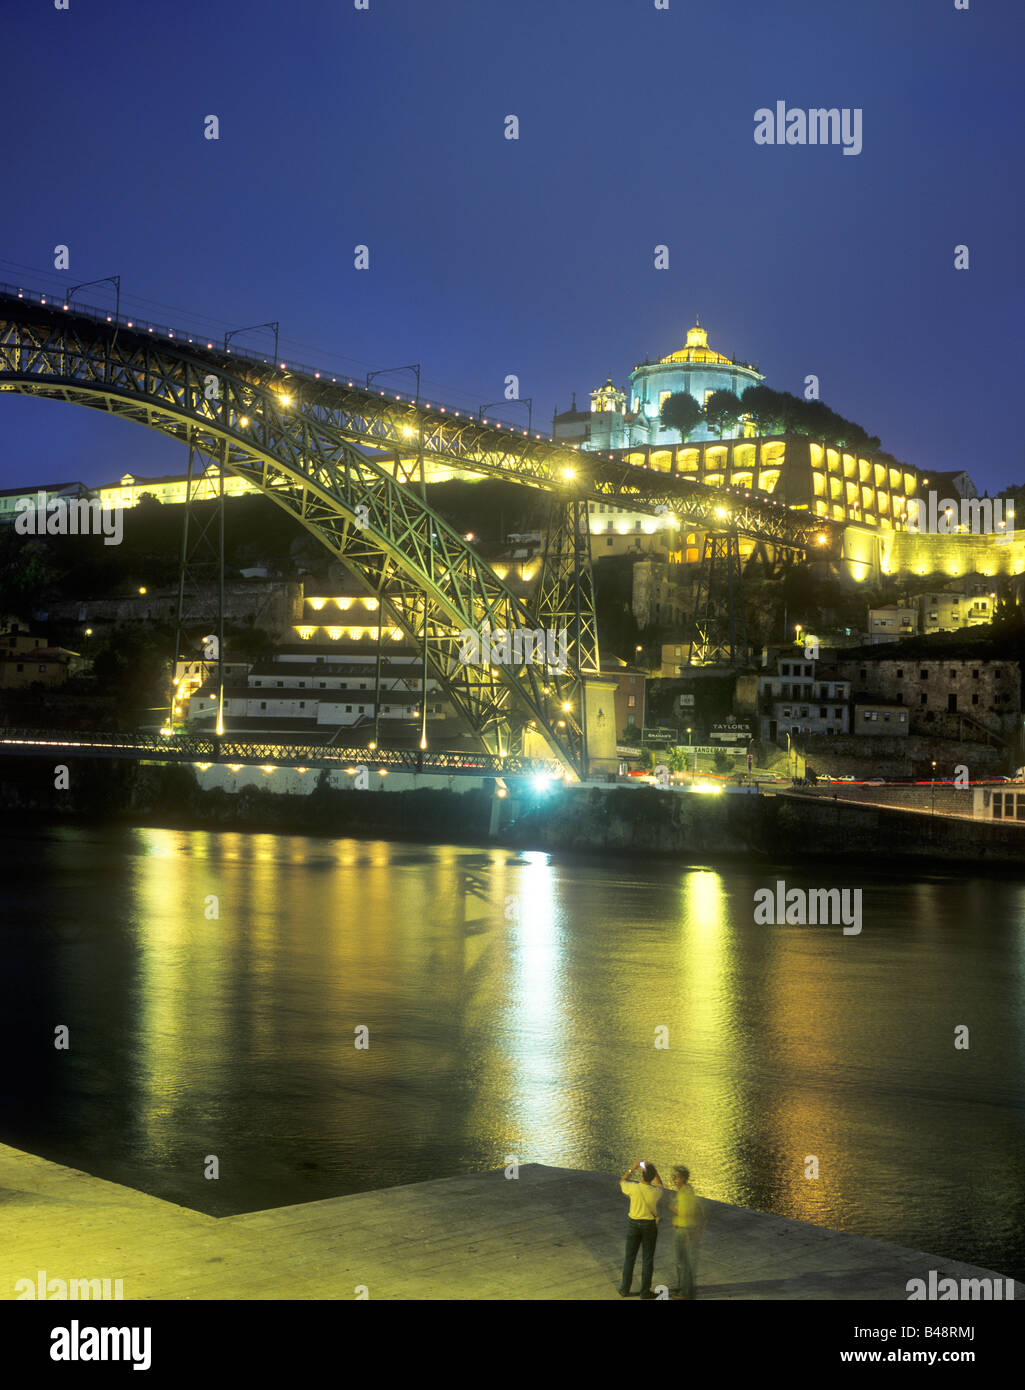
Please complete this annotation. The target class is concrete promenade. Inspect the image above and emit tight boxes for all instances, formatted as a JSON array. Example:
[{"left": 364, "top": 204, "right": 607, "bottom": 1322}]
[{"left": 1, "top": 1145, "right": 1018, "bottom": 1301}]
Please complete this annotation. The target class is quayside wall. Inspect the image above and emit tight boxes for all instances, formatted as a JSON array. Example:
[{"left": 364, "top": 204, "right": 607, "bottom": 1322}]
[{"left": 2, "top": 759, "right": 1024, "bottom": 867}]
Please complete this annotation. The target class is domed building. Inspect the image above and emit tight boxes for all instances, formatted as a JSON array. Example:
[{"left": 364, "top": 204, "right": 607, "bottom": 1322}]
[
  {"left": 631, "top": 320, "right": 763, "bottom": 443},
  {"left": 554, "top": 319, "right": 764, "bottom": 451}
]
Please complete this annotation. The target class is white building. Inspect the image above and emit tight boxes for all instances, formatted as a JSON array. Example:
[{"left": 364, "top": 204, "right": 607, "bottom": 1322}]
[{"left": 757, "top": 656, "right": 851, "bottom": 743}]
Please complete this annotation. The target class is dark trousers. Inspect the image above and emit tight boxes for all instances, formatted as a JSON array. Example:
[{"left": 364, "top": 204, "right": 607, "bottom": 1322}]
[
  {"left": 620, "top": 1217, "right": 658, "bottom": 1293},
  {"left": 674, "top": 1228, "right": 697, "bottom": 1299}
]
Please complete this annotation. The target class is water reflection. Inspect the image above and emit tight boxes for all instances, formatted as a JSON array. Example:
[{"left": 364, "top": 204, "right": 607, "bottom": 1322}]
[{"left": 0, "top": 824, "right": 1023, "bottom": 1280}]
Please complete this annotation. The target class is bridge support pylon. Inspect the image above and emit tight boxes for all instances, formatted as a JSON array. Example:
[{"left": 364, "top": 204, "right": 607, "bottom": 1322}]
[{"left": 689, "top": 529, "right": 749, "bottom": 667}]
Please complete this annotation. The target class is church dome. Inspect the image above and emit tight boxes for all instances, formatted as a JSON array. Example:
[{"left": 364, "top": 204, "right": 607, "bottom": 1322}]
[{"left": 660, "top": 318, "right": 734, "bottom": 366}]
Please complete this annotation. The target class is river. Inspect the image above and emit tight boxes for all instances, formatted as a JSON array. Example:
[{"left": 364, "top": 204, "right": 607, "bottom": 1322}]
[{"left": 2, "top": 822, "right": 1022, "bottom": 1278}]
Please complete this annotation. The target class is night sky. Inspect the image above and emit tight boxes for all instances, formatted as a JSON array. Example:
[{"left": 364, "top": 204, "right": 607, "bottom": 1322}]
[{"left": 1, "top": 0, "right": 1021, "bottom": 493}]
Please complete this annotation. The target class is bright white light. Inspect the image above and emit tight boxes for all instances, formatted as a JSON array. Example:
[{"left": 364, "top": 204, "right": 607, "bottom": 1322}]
[{"left": 531, "top": 775, "right": 550, "bottom": 793}]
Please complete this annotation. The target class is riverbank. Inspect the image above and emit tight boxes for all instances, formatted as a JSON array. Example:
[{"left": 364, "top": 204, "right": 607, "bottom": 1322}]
[
  {"left": 2, "top": 756, "right": 1025, "bottom": 869},
  {"left": 0, "top": 756, "right": 497, "bottom": 845},
  {"left": 1, "top": 1144, "right": 1017, "bottom": 1301}
]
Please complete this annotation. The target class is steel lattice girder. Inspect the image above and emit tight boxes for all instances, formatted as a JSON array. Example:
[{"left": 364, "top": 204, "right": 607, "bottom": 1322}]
[
  {"left": 689, "top": 532, "right": 749, "bottom": 666},
  {"left": 0, "top": 728, "right": 564, "bottom": 776},
  {"left": 0, "top": 292, "right": 834, "bottom": 554},
  {"left": 0, "top": 307, "right": 592, "bottom": 773}
]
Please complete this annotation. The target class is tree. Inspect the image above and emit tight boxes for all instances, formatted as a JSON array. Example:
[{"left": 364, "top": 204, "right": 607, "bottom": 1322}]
[
  {"left": 740, "top": 384, "right": 785, "bottom": 434},
  {"left": 704, "top": 389, "right": 743, "bottom": 439},
  {"left": 991, "top": 584, "right": 1025, "bottom": 636},
  {"left": 712, "top": 748, "right": 731, "bottom": 775},
  {"left": 659, "top": 391, "right": 703, "bottom": 443},
  {"left": 667, "top": 745, "right": 690, "bottom": 773}
]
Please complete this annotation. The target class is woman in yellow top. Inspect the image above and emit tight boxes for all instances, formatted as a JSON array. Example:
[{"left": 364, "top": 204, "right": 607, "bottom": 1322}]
[{"left": 617, "top": 1159, "right": 664, "bottom": 1298}]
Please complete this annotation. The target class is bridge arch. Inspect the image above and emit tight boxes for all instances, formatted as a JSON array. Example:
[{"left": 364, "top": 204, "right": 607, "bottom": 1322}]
[{"left": 0, "top": 296, "right": 592, "bottom": 772}]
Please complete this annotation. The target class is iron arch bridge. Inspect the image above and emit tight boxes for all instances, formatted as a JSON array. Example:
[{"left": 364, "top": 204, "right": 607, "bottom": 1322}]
[{"left": 0, "top": 284, "right": 837, "bottom": 775}]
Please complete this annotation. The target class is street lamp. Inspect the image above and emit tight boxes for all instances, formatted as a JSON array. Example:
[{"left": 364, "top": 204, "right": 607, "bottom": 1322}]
[
  {"left": 931, "top": 760, "right": 937, "bottom": 815},
  {"left": 480, "top": 398, "right": 533, "bottom": 434},
  {"left": 224, "top": 321, "right": 280, "bottom": 363},
  {"left": 66, "top": 274, "right": 121, "bottom": 325},
  {"left": 368, "top": 363, "right": 421, "bottom": 404}
]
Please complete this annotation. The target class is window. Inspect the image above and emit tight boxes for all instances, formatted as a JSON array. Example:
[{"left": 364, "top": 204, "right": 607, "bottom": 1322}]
[
  {"left": 972, "top": 669, "right": 979, "bottom": 679},
  {"left": 345, "top": 705, "right": 352, "bottom": 713},
  {"left": 276, "top": 681, "right": 283, "bottom": 688},
  {"left": 299, "top": 702, "right": 305, "bottom": 710},
  {"left": 994, "top": 793, "right": 1003, "bottom": 819},
  {"left": 358, "top": 706, "right": 365, "bottom": 713},
  {"left": 920, "top": 693, "right": 928, "bottom": 706},
  {"left": 628, "top": 695, "right": 636, "bottom": 708},
  {"left": 920, "top": 670, "right": 928, "bottom": 680},
  {"left": 38, "top": 665, "right": 46, "bottom": 673},
  {"left": 781, "top": 663, "right": 790, "bottom": 676},
  {"left": 319, "top": 681, "right": 326, "bottom": 689},
  {"left": 860, "top": 668, "right": 867, "bottom": 682},
  {"left": 260, "top": 701, "right": 266, "bottom": 710},
  {"left": 819, "top": 707, "right": 827, "bottom": 718},
  {"left": 254, "top": 679, "right": 262, "bottom": 687},
  {"left": 897, "top": 668, "right": 904, "bottom": 679},
  {"left": 863, "top": 711, "right": 877, "bottom": 722},
  {"left": 972, "top": 693, "right": 979, "bottom": 706}
]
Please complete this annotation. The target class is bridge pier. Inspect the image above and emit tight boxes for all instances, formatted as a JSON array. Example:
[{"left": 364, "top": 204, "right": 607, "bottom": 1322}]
[{"left": 521, "top": 673, "right": 618, "bottom": 779}]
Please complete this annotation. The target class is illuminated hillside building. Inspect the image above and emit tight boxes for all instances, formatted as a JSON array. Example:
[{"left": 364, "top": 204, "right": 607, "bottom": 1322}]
[
  {"left": 553, "top": 318, "right": 979, "bottom": 580},
  {"left": 555, "top": 320, "right": 763, "bottom": 452}
]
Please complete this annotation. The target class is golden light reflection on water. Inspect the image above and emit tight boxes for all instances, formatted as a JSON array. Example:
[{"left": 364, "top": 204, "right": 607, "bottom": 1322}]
[
  {"left": 51, "top": 826, "right": 1023, "bottom": 1267},
  {"left": 505, "top": 852, "right": 564, "bottom": 1135}
]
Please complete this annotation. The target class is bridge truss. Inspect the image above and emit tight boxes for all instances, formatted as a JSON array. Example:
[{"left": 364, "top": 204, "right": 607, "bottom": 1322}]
[{"left": 0, "top": 285, "right": 837, "bottom": 773}]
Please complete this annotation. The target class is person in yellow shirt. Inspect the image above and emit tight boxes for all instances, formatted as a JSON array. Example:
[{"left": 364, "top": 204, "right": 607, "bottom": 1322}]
[
  {"left": 668, "top": 1165, "right": 707, "bottom": 1300},
  {"left": 617, "top": 1159, "right": 664, "bottom": 1298}
]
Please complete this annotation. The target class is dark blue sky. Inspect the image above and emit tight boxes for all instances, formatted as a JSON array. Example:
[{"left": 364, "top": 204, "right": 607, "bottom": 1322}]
[{"left": 1, "top": 0, "right": 1021, "bottom": 492}]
